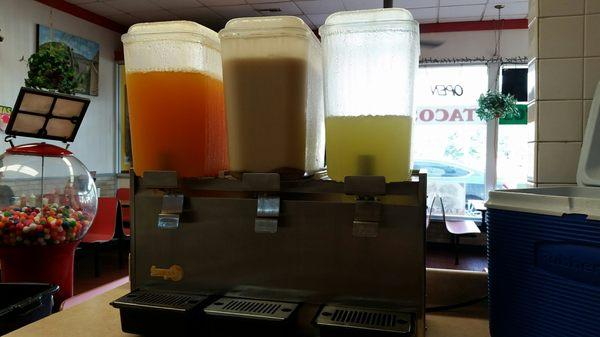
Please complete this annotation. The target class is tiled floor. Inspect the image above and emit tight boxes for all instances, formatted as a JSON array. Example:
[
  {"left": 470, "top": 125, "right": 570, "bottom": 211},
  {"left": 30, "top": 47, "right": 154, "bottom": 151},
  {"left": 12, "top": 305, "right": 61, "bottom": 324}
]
[
  {"left": 74, "top": 243, "right": 129, "bottom": 295},
  {"left": 72, "top": 242, "right": 488, "bottom": 294},
  {"left": 426, "top": 243, "right": 488, "bottom": 272}
]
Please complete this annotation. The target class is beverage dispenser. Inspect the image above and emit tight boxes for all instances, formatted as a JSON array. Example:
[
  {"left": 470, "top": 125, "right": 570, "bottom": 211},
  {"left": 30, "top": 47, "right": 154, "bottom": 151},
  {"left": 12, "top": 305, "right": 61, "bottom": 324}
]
[
  {"left": 121, "top": 21, "right": 227, "bottom": 178},
  {"left": 112, "top": 12, "right": 426, "bottom": 337},
  {"left": 319, "top": 9, "right": 420, "bottom": 182}
]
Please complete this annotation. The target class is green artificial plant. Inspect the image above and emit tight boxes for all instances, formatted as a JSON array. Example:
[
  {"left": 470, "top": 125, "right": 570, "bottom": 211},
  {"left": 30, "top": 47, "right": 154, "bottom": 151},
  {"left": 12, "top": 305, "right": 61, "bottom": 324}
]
[
  {"left": 25, "top": 42, "right": 80, "bottom": 95},
  {"left": 475, "top": 90, "right": 520, "bottom": 122}
]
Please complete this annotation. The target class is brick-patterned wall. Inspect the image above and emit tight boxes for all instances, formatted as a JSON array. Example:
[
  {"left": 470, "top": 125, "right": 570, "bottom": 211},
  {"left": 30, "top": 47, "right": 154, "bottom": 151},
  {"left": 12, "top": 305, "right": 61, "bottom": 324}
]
[
  {"left": 528, "top": 0, "right": 600, "bottom": 186},
  {"left": 95, "top": 174, "right": 118, "bottom": 197}
]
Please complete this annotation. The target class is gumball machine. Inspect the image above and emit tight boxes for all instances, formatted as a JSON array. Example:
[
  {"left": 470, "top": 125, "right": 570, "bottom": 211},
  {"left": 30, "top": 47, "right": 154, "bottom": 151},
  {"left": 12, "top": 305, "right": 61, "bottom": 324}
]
[{"left": 0, "top": 87, "right": 95, "bottom": 308}]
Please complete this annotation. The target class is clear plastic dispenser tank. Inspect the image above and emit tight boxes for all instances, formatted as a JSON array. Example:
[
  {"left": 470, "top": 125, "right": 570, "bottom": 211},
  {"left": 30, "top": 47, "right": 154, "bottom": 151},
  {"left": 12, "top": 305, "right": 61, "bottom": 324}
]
[
  {"left": 121, "top": 21, "right": 228, "bottom": 178},
  {"left": 319, "top": 9, "right": 420, "bottom": 182},
  {"left": 219, "top": 16, "right": 325, "bottom": 179}
]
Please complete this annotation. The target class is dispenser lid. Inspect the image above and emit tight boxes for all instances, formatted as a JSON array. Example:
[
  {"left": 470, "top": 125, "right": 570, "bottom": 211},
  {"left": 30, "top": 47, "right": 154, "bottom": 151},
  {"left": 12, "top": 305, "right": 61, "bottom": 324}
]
[
  {"left": 577, "top": 82, "right": 600, "bottom": 187},
  {"left": 122, "top": 21, "right": 220, "bottom": 51},
  {"left": 324, "top": 8, "right": 414, "bottom": 25},
  {"left": 220, "top": 16, "right": 317, "bottom": 41},
  {"left": 319, "top": 8, "right": 418, "bottom": 36}
]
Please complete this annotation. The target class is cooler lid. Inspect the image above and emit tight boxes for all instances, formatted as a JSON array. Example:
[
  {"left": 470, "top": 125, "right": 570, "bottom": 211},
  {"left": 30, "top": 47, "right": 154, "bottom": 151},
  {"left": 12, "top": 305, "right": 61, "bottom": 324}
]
[{"left": 577, "top": 82, "right": 600, "bottom": 187}]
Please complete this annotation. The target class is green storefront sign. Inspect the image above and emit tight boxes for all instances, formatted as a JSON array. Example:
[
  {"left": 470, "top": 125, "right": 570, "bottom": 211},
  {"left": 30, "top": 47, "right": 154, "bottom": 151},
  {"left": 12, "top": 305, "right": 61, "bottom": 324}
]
[{"left": 499, "top": 104, "right": 527, "bottom": 125}]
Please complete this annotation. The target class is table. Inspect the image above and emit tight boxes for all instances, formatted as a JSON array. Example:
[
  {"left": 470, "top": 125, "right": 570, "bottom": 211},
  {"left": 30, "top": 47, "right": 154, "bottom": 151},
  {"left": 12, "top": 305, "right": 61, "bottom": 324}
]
[{"left": 5, "top": 283, "right": 490, "bottom": 337}]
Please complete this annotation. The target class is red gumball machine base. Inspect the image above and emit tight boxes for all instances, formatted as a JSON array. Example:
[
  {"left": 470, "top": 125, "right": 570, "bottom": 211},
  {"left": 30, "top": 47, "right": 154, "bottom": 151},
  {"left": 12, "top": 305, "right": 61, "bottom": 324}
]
[{"left": 0, "top": 241, "right": 80, "bottom": 310}]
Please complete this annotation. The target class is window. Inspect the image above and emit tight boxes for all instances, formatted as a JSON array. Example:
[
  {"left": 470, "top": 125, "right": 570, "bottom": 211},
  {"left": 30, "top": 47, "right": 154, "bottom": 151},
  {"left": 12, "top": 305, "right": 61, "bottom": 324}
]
[
  {"left": 496, "top": 64, "right": 529, "bottom": 190},
  {"left": 413, "top": 65, "right": 488, "bottom": 218}
]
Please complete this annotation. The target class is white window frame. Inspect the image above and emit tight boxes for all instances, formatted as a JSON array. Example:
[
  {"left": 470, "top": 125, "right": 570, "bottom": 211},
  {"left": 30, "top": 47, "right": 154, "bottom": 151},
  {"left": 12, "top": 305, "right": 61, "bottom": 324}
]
[{"left": 417, "top": 62, "right": 497, "bottom": 221}]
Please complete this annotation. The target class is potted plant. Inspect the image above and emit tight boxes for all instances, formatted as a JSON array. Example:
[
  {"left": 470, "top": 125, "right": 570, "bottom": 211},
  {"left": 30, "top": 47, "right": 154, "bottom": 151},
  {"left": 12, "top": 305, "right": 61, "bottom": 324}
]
[
  {"left": 24, "top": 42, "right": 80, "bottom": 94},
  {"left": 476, "top": 90, "right": 520, "bottom": 122}
]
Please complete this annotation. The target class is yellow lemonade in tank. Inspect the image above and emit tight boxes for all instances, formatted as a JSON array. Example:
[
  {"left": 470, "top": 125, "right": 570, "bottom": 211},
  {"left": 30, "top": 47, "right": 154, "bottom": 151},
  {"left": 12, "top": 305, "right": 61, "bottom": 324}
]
[{"left": 325, "top": 115, "right": 412, "bottom": 182}]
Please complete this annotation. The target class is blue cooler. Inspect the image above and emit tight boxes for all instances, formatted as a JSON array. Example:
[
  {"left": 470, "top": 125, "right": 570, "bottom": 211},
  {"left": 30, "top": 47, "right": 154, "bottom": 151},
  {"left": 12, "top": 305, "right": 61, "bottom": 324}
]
[{"left": 487, "top": 84, "right": 600, "bottom": 337}]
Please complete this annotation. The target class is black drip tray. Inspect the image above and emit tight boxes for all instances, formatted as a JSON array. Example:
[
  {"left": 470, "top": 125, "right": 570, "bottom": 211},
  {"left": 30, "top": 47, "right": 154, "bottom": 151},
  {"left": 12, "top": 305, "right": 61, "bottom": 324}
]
[
  {"left": 111, "top": 289, "right": 209, "bottom": 336},
  {"left": 204, "top": 297, "right": 299, "bottom": 337},
  {"left": 316, "top": 305, "right": 413, "bottom": 337},
  {"left": 113, "top": 289, "right": 206, "bottom": 311}
]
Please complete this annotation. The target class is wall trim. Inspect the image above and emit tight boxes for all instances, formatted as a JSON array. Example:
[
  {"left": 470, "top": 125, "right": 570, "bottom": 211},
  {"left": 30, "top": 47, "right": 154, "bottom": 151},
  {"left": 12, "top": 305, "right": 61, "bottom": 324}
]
[
  {"left": 421, "top": 19, "right": 528, "bottom": 33},
  {"left": 34, "top": 0, "right": 126, "bottom": 33}
]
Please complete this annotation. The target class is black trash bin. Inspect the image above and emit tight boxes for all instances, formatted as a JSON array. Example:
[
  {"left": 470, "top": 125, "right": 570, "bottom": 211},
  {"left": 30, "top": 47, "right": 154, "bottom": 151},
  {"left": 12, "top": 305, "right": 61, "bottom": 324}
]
[{"left": 0, "top": 283, "right": 59, "bottom": 335}]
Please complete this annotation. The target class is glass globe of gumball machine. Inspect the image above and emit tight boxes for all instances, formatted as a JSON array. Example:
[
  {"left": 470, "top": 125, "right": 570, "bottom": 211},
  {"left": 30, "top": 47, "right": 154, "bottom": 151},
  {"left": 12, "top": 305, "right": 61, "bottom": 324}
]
[{"left": 0, "top": 87, "right": 94, "bottom": 308}]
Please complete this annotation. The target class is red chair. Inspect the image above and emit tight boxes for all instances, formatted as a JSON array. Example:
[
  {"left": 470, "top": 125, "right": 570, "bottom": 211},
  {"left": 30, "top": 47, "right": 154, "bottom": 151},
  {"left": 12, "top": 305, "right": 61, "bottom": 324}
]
[
  {"left": 115, "top": 188, "right": 131, "bottom": 269},
  {"left": 115, "top": 188, "right": 130, "bottom": 236},
  {"left": 82, "top": 197, "right": 118, "bottom": 276}
]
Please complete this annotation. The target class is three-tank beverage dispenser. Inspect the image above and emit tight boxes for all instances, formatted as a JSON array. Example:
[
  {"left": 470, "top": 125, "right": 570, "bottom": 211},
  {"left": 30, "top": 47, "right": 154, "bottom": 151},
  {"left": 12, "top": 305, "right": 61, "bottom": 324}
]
[{"left": 113, "top": 9, "right": 424, "bottom": 337}]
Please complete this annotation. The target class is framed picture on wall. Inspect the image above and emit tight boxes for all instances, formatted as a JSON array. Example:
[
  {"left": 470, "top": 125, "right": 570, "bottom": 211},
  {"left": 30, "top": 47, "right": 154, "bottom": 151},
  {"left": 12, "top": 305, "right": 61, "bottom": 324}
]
[
  {"left": 116, "top": 63, "right": 132, "bottom": 173},
  {"left": 37, "top": 24, "right": 100, "bottom": 96}
]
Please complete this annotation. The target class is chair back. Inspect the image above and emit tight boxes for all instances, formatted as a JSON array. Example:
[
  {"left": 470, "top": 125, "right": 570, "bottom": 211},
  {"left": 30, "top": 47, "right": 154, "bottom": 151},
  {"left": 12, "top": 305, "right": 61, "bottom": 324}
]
[
  {"left": 83, "top": 197, "right": 118, "bottom": 243},
  {"left": 116, "top": 188, "right": 131, "bottom": 235}
]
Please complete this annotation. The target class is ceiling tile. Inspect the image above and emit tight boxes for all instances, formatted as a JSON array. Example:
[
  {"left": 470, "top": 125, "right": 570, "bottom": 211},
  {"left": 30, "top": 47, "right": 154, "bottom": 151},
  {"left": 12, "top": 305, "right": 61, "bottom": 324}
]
[
  {"left": 252, "top": 2, "right": 302, "bottom": 15},
  {"left": 296, "top": 14, "right": 317, "bottom": 29},
  {"left": 483, "top": 13, "right": 527, "bottom": 20},
  {"left": 440, "top": 0, "right": 486, "bottom": 5},
  {"left": 484, "top": 1, "right": 528, "bottom": 17},
  {"left": 294, "top": 0, "right": 345, "bottom": 14},
  {"left": 106, "top": 13, "right": 142, "bottom": 26},
  {"left": 417, "top": 17, "right": 438, "bottom": 23},
  {"left": 199, "top": 0, "right": 246, "bottom": 5},
  {"left": 394, "top": 0, "right": 438, "bottom": 9},
  {"left": 79, "top": 2, "right": 125, "bottom": 16},
  {"left": 341, "top": 0, "right": 383, "bottom": 10},
  {"left": 149, "top": 0, "right": 204, "bottom": 9},
  {"left": 104, "top": 0, "right": 163, "bottom": 13},
  {"left": 409, "top": 7, "right": 437, "bottom": 20},
  {"left": 307, "top": 13, "right": 329, "bottom": 26},
  {"left": 439, "top": 4, "right": 484, "bottom": 18},
  {"left": 170, "top": 7, "right": 222, "bottom": 20},
  {"left": 211, "top": 5, "right": 260, "bottom": 18},
  {"left": 128, "top": 9, "right": 180, "bottom": 21},
  {"left": 438, "top": 15, "right": 482, "bottom": 22}
]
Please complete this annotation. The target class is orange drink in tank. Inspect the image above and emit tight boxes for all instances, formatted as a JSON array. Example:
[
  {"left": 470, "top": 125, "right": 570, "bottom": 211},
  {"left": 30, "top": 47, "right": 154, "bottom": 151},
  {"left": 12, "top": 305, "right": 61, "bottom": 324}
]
[
  {"left": 125, "top": 71, "right": 227, "bottom": 177},
  {"left": 122, "top": 21, "right": 227, "bottom": 177}
]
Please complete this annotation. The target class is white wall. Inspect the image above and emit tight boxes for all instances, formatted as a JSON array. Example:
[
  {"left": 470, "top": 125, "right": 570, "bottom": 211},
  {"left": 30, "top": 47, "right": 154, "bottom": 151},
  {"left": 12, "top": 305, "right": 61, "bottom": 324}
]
[
  {"left": 420, "top": 29, "right": 528, "bottom": 59},
  {"left": 0, "top": 0, "right": 121, "bottom": 174}
]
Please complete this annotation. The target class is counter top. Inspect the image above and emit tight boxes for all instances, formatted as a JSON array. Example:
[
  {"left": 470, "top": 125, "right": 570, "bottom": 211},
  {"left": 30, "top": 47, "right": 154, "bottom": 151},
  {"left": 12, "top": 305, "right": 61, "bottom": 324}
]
[{"left": 5, "top": 283, "right": 490, "bottom": 337}]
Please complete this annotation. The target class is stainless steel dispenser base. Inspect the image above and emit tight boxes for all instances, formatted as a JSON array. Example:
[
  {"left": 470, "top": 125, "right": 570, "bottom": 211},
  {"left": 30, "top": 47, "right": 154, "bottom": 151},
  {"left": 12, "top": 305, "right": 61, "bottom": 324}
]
[{"left": 125, "top": 171, "right": 427, "bottom": 337}]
